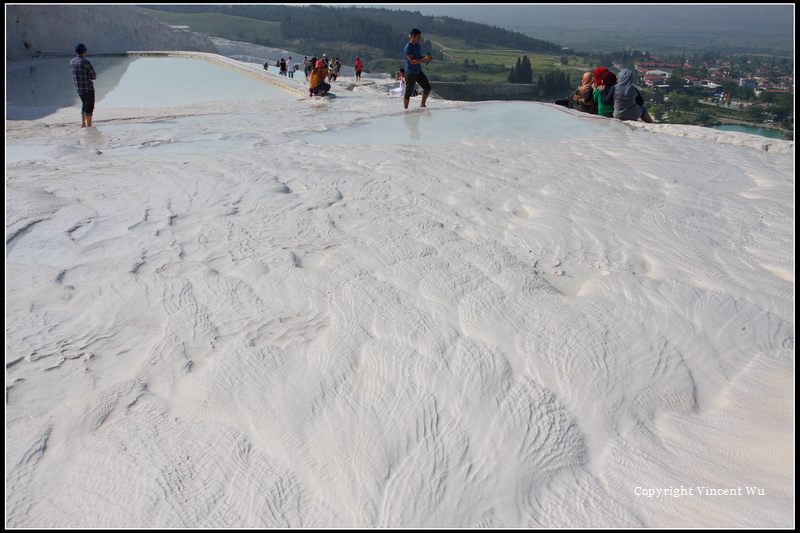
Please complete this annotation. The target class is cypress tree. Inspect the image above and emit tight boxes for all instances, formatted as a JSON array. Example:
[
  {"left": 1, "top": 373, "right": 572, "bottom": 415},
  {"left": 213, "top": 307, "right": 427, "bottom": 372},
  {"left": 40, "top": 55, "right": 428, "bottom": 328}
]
[
  {"left": 520, "top": 55, "right": 532, "bottom": 84},
  {"left": 508, "top": 66, "right": 516, "bottom": 83}
]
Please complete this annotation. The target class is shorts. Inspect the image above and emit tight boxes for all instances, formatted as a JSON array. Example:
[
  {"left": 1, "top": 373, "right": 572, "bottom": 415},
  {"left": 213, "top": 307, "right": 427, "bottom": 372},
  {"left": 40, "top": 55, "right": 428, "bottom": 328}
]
[
  {"left": 311, "top": 82, "right": 331, "bottom": 95},
  {"left": 404, "top": 71, "right": 431, "bottom": 99},
  {"left": 79, "top": 91, "right": 95, "bottom": 116}
]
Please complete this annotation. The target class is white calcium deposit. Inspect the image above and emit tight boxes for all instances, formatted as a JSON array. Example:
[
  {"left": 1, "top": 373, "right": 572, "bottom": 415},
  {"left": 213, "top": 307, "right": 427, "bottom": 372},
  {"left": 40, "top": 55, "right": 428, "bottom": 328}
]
[
  {"left": 6, "top": 5, "right": 216, "bottom": 59},
  {"left": 5, "top": 57, "right": 795, "bottom": 528}
]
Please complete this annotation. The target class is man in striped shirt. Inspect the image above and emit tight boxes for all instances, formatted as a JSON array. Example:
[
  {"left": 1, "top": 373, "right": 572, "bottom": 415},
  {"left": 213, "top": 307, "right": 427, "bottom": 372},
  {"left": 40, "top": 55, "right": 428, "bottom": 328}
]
[{"left": 70, "top": 43, "right": 97, "bottom": 127}]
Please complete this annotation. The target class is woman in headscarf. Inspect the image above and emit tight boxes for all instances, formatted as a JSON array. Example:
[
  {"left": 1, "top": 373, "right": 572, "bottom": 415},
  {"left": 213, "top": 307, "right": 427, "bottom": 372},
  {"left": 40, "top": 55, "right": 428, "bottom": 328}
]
[
  {"left": 601, "top": 69, "right": 653, "bottom": 122},
  {"left": 572, "top": 72, "right": 594, "bottom": 113},
  {"left": 593, "top": 67, "right": 609, "bottom": 86},
  {"left": 309, "top": 60, "right": 331, "bottom": 97},
  {"left": 593, "top": 71, "right": 617, "bottom": 117}
]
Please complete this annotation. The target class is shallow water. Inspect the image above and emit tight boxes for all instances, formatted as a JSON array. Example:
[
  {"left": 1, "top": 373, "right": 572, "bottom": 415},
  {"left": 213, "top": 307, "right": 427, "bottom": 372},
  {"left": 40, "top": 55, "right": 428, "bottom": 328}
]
[
  {"left": 6, "top": 56, "right": 294, "bottom": 118},
  {"left": 292, "top": 101, "right": 630, "bottom": 145},
  {"left": 707, "top": 124, "right": 788, "bottom": 140},
  {"left": 99, "top": 57, "right": 294, "bottom": 108}
]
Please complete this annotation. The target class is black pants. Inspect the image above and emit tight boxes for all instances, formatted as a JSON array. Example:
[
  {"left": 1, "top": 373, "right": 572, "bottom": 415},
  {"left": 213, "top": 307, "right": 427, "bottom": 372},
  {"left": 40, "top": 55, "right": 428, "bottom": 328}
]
[
  {"left": 79, "top": 91, "right": 95, "bottom": 116},
  {"left": 404, "top": 71, "right": 431, "bottom": 99}
]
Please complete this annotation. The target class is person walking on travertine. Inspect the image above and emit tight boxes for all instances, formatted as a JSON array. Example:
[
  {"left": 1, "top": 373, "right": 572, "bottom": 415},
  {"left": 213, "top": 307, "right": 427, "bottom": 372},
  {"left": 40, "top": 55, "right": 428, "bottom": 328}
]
[
  {"left": 403, "top": 29, "right": 433, "bottom": 110},
  {"left": 70, "top": 43, "right": 97, "bottom": 128}
]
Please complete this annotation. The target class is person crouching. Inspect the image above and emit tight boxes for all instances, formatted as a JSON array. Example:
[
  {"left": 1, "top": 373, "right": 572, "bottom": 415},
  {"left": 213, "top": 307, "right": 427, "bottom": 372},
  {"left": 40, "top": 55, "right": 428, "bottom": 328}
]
[{"left": 309, "top": 60, "right": 331, "bottom": 97}]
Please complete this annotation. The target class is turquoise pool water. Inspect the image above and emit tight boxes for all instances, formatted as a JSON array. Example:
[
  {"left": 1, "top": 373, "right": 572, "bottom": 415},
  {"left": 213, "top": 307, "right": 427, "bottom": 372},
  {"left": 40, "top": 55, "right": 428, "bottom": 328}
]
[
  {"left": 292, "top": 101, "right": 630, "bottom": 145},
  {"left": 6, "top": 56, "right": 294, "bottom": 118},
  {"left": 707, "top": 124, "right": 789, "bottom": 140}
]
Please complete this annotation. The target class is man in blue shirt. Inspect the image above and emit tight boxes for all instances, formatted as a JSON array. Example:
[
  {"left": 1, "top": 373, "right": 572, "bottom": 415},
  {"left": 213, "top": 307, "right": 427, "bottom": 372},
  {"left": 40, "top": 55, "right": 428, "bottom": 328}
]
[
  {"left": 70, "top": 43, "right": 97, "bottom": 127},
  {"left": 403, "top": 29, "right": 433, "bottom": 109}
]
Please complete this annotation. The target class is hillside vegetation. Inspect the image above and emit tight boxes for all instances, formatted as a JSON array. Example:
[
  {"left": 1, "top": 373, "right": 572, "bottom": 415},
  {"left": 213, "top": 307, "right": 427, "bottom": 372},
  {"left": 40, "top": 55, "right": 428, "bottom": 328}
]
[{"left": 139, "top": 4, "right": 568, "bottom": 83}]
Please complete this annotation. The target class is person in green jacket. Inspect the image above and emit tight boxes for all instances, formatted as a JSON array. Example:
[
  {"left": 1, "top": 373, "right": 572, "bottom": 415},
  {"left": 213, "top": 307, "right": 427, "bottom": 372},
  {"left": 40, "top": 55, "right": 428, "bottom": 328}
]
[{"left": 593, "top": 71, "right": 617, "bottom": 117}]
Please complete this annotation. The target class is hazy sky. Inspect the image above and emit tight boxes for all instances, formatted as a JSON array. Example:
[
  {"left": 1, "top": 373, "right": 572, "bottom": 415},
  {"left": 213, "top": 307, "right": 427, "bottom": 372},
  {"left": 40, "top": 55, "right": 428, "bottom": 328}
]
[
  {"left": 349, "top": 4, "right": 795, "bottom": 54},
  {"left": 365, "top": 3, "right": 793, "bottom": 29}
]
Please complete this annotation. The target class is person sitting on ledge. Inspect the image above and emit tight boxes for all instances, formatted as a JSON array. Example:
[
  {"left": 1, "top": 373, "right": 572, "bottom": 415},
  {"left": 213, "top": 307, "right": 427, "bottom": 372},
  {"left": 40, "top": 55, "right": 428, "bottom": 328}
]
[
  {"left": 309, "top": 60, "right": 331, "bottom": 97},
  {"left": 572, "top": 72, "right": 594, "bottom": 113},
  {"left": 594, "top": 71, "right": 617, "bottom": 118},
  {"left": 601, "top": 69, "right": 654, "bottom": 123},
  {"left": 388, "top": 69, "right": 406, "bottom": 98}
]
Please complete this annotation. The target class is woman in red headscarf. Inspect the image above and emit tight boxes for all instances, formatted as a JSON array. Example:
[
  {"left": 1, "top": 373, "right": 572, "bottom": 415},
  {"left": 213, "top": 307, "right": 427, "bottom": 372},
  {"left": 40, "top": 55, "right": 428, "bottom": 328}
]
[
  {"left": 593, "top": 71, "right": 617, "bottom": 117},
  {"left": 593, "top": 67, "right": 609, "bottom": 85},
  {"left": 586, "top": 67, "right": 609, "bottom": 114},
  {"left": 309, "top": 60, "right": 331, "bottom": 97}
]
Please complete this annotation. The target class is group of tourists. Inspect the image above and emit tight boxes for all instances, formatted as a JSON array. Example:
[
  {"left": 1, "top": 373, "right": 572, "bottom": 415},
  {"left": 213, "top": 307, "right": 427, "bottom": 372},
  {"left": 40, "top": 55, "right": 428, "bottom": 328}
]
[
  {"left": 572, "top": 66, "right": 653, "bottom": 123},
  {"left": 264, "top": 57, "right": 300, "bottom": 78},
  {"left": 308, "top": 28, "right": 433, "bottom": 108},
  {"left": 306, "top": 54, "right": 354, "bottom": 96},
  {"left": 69, "top": 34, "right": 651, "bottom": 127}
]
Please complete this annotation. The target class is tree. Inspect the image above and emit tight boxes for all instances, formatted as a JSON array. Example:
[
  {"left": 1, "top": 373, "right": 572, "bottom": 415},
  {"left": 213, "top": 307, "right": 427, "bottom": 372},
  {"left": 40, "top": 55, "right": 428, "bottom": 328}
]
[
  {"left": 507, "top": 67, "right": 516, "bottom": 84},
  {"left": 674, "top": 93, "right": 692, "bottom": 111},
  {"left": 649, "top": 105, "right": 664, "bottom": 122},
  {"left": 744, "top": 104, "right": 764, "bottom": 122},
  {"left": 509, "top": 56, "right": 532, "bottom": 84},
  {"left": 520, "top": 55, "right": 533, "bottom": 84},
  {"left": 695, "top": 111, "right": 711, "bottom": 124},
  {"left": 666, "top": 73, "right": 683, "bottom": 89}
]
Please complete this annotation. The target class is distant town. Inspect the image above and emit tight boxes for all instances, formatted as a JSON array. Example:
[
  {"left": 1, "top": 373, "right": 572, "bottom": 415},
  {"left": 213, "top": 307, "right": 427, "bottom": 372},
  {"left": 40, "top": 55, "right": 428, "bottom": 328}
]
[
  {"left": 635, "top": 53, "right": 792, "bottom": 99},
  {"left": 623, "top": 52, "right": 793, "bottom": 137}
]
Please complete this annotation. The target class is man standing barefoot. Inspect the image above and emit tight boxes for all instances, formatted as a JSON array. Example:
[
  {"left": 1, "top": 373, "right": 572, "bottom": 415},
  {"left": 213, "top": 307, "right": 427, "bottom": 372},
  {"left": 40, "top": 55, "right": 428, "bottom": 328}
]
[
  {"left": 70, "top": 43, "right": 97, "bottom": 128},
  {"left": 403, "top": 29, "right": 433, "bottom": 109}
]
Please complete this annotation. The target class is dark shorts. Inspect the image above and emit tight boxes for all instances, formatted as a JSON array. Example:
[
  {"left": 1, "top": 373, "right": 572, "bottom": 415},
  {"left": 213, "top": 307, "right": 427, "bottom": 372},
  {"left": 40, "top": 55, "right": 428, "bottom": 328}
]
[
  {"left": 311, "top": 82, "right": 331, "bottom": 95},
  {"left": 79, "top": 91, "right": 95, "bottom": 116},
  {"left": 404, "top": 71, "right": 431, "bottom": 99}
]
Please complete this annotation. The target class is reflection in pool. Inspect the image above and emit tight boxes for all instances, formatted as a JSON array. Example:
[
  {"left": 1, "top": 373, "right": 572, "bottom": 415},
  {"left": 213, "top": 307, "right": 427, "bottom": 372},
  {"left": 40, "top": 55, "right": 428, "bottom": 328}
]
[
  {"left": 292, "top": 101, "right": 630, "bottom": 145},
  {"left": 6, "top": 56, "right": 294, "bottom": 118}
]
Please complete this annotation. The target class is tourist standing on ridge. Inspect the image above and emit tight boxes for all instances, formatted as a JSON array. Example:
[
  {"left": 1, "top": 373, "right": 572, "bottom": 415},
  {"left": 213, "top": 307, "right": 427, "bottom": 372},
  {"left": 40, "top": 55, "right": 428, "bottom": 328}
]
[
  {"left": 306, "top": 55, "right": 316, "bottom": 80},
  {"left": 70, "top": 43, "right": 97, "bottom": 128},
  {"left": 355, "top": 57, "right": 363, "bottom": 82},
  {"left": 403, "top": 28, "right": 433, "bottom": 109}
]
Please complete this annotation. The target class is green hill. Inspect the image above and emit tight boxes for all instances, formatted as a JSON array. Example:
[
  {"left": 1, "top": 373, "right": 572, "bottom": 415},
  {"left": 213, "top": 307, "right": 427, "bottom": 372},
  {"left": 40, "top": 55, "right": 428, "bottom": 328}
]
[{"left": 138, "top": 5, "right": 572, "bottom": 83}]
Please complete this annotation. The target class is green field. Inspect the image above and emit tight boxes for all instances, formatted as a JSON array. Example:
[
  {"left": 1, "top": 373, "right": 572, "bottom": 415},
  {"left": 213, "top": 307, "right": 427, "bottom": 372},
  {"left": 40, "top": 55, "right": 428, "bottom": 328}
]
[{"left": 423, "top": 34, "right": 592, "bottom": 83}]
